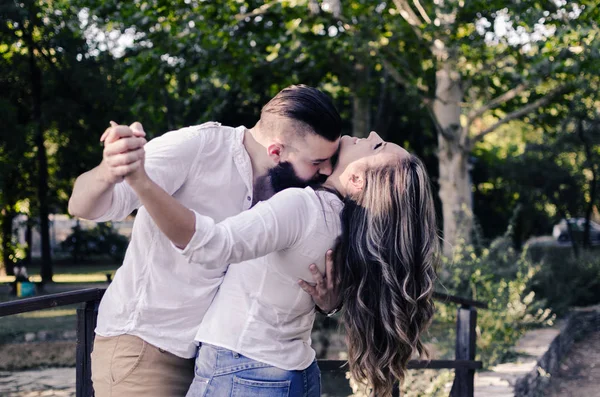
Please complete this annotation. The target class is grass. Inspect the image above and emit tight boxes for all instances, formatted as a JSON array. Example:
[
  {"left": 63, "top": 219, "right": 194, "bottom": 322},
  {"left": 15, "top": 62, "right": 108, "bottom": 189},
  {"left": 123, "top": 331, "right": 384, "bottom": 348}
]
[
  {"left": 0, "top": 259, "right": 120, "bottom": 283},
  {"left": 0, "top": 306, "right": 78, "bottom": 344},
  {"left": 0, "top": 261, "right": 119, "bottom": 345},
  {"left": 0, "top": 341, "right": 77, "bottom": 370}
]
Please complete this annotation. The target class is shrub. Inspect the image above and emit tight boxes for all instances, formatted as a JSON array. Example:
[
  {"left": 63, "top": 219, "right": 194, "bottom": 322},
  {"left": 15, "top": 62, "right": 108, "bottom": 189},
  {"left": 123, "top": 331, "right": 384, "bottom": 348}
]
[
  {"left": 529, "top": 248, "right": 600, "bottom": 315},
  {"left": 344, "top": 231, "right": 555, "bottom": 395},
  {"left": 348, "top": 369, "right": 454, "bottom": 397},
  {"left": 60, "top": 222, "right": 128, "bottom": 263},
  {"left": 438, "top": 236, "right": 554, "bottom": 366}
]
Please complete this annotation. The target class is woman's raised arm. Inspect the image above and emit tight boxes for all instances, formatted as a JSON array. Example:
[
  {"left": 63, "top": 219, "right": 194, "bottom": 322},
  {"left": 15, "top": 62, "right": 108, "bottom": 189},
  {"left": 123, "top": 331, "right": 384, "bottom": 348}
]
[{"left": 126, "top": 166, "right": 316, "bottom": 268}]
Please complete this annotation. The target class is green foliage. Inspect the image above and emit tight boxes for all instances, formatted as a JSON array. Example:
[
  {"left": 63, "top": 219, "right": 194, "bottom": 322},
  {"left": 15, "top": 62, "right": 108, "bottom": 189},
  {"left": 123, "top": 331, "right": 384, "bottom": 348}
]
[
  {"left": 400, "top": 369, "right": 453, "bottom": 397},
  {"left": 529, "top": 247, "right": 600, "bottom": 315},
  {"left": 60, "top": 222, "right": 128, "bottom": 263},
  {"left": 0, "top": 0, "right": 144, "bottom": 275},
  {"left": 1, "top": 1, "right": 598, "bottom": 277},
  {"left": 439, "top": 234, "right": 554, "bottom": 366},
  {"left": 472, "top": 93, "right": 600, "bottom": 245},
  {"left": 78, "top": 0, "right": 600, "bottom": 240}
]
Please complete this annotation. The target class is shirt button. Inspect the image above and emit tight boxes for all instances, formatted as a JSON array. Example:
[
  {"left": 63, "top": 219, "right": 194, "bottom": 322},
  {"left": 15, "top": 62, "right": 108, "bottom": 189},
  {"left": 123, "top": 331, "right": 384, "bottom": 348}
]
[{"left": 247, "top": 196, "right": 251, "bottom": 201}]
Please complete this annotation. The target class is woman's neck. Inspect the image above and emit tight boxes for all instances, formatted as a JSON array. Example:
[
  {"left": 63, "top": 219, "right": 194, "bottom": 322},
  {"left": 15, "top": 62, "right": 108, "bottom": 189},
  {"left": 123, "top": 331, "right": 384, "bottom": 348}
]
[{"left": 321, "top": 174, "right": 346, "bottom": 197}]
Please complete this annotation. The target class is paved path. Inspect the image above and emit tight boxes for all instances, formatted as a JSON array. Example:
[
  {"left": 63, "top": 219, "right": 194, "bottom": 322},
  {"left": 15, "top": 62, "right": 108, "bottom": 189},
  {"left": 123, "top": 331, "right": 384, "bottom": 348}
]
[
  {"left": 0, "top": 368, "right": 75, "bottom": 397},
  {"left": 473, "top": 326, "right": 562, "bottom": 397},
  {"left": 1, "top": 328, "right": 598, "bottom": 397}
]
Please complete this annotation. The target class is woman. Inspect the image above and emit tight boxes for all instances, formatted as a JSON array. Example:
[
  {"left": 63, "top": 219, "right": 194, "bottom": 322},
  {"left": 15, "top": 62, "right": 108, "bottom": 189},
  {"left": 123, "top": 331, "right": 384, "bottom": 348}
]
[{"left": 125, "top": 131, "right": 439, "bottom": 397}]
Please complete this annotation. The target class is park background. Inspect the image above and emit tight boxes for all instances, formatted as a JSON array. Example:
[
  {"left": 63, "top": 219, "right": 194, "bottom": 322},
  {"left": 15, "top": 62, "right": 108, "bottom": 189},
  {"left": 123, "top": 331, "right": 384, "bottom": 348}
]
[{"left": 1, "top": 0, "right": 599, "bottom": 396}]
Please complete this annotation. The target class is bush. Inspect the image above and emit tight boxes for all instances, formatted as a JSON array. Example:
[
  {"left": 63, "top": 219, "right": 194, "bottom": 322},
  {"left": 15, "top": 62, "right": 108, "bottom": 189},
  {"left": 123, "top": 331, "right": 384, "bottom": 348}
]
[
  {"left": 529, "top": 248, "right": 600, "bottom": 315},
  {"left": 60, "top": 222, "right": 128, "bottom": 263},
  {"left": 345, "top": 229, "right": 556, "bottom": 395},
  {"left": 348, "top": 369, "right": 454, "bottom": 397},
  {"left": 438, "top": 236, "right": 554, "bottom": 366}
]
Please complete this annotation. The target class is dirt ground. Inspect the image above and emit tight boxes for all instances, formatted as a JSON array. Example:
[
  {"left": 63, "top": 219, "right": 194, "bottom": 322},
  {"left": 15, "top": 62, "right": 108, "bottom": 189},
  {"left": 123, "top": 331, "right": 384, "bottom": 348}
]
[
  {"left": 0, "top": 341, "right": 76, "bottom": 370},
  {"left": 546, "top": 330, "right": 600, "bottom": 397}
]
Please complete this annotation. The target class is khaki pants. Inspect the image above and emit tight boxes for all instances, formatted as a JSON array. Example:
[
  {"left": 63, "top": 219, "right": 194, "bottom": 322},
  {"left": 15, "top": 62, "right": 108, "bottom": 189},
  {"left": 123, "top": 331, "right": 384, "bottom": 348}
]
[{"left": 91, "top": 334, "right": 194, "bottom": 397}]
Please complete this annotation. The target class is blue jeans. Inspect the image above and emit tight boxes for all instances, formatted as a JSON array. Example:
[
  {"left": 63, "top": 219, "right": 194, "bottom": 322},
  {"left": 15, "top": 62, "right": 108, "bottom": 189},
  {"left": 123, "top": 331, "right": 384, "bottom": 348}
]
[{"left": 185, "top": 344, "right": 321, "bottom": 397}]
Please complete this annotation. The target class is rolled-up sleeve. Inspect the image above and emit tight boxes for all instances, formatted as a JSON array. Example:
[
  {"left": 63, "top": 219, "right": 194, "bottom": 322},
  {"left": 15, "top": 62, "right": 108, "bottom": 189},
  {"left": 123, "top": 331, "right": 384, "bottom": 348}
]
[
  {"left": 91, "top": 125, "right": 211, "bottom": 222},
  {"left": 91, "top": 181, "right": 139, "bottom": 222},
  {"left": 175, "top": 188, "right": 318, "bottom": 268}
]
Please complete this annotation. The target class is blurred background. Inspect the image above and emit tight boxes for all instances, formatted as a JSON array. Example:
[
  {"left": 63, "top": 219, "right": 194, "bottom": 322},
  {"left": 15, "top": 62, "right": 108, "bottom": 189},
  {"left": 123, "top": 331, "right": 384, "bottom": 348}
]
[{"left": 1, "top": 0, "right": 599, "bottom": 396}]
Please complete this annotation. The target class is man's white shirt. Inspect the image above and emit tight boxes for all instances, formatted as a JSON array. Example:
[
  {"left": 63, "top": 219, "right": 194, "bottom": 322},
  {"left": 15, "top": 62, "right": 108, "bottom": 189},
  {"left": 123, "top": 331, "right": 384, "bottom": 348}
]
[{"left": 93, "top": 122, "right": 253, "bottom": 358}]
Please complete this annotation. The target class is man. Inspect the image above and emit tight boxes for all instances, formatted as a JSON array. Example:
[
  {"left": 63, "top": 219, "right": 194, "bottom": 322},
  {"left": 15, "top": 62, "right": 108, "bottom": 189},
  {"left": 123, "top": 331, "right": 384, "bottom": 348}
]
[{"left": 68, "top": 85, "right": 342, "bottom": 396}]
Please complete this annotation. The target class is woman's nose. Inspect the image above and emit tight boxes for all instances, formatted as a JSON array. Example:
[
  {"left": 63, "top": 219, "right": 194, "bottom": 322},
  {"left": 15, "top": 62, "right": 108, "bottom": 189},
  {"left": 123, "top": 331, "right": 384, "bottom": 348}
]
[{"left": 368, "top": 131, "right": 381, "bottom": 141}]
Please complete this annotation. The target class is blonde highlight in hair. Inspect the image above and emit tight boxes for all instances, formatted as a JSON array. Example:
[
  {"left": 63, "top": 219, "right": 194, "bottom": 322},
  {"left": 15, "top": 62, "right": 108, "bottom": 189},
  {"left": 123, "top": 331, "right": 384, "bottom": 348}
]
[{"left": 333, "top": 155, "right": 440, "bottom": 396}]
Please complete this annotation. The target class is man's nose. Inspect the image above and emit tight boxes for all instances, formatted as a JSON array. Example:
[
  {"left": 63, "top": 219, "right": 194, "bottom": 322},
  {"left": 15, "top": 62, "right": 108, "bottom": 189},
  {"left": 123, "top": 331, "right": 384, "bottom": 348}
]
[{"left": 318, "top": 160, "right": 333, "bottom": 176}]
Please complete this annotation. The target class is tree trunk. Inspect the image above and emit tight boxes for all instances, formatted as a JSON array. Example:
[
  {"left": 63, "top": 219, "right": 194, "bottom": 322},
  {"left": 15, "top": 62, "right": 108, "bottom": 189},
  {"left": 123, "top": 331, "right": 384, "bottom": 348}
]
[
  {"left": 352, "top": 63, "right": 371, "bottom": 138},
  {"left": 27, "top": 27, "right": 53, "bottom": 282},
  {"left": 433, "top": 65, "right": 472, "bottom": 255},
  {"left": 560, "top": 211, "right": 579, "bottom": 258},
  {"left": 24, "top": 217, "right": 33, "bottom": 264},
  {"left": 1, "top": 209, "right": 16, "bottom": 276},
  {"left": 373, "top": 70, "right": 392, "bottom": 138},
  {"left": 164, "top": 77, "right": 175, "bottom": 132},
  {"left": 578, "top": 118, "right": 597, "bottom": 249}
]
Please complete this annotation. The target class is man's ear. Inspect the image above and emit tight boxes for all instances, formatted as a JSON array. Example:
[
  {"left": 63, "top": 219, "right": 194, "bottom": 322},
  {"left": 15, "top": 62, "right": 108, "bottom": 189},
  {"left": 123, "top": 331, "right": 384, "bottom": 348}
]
[{"left": 267, "top": 143, "right": 282, "bottom": 163}]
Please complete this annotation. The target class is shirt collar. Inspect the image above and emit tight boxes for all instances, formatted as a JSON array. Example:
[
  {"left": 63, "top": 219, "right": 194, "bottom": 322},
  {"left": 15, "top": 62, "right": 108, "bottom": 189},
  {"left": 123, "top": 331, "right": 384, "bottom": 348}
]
[{"left": 231, "top": 126, "right": 254, "bottom": 197}]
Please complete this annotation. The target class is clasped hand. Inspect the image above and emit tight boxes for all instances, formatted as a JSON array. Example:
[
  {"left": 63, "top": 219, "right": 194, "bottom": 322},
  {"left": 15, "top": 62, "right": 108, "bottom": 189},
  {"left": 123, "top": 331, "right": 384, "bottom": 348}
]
[{"left": 99, "top": 121, "right": 148, "bottom": 186}]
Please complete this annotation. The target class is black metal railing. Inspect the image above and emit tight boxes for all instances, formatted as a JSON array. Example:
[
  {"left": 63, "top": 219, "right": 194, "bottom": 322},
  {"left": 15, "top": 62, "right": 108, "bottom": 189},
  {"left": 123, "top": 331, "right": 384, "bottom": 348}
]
[
  {"left": 0, "top": 288, "right": 486, "bottom": 397},
  {"left": 320, "top": 291, "right": 486, "bottom": 396}
]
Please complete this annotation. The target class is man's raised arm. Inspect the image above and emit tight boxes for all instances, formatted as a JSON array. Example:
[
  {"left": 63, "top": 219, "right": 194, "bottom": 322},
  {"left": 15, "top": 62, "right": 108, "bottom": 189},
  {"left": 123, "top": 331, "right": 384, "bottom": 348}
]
[{"left": 68, "top": 122, "right": 146, "bottom": 220}]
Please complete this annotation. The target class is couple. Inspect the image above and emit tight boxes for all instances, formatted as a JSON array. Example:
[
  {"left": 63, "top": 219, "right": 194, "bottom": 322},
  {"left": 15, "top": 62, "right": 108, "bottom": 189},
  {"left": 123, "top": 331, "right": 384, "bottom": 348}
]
[{"left": 69, "top": 85, "right": 439, "bottom": 397}]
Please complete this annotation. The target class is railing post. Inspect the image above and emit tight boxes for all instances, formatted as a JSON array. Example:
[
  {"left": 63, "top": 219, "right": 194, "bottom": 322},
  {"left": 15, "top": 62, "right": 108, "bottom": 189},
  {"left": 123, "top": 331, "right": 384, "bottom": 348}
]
[
  {"left": 392, "top": 381, "right": 401, "bottom": 396},
  {"left": 76, "top": 300, "right": 99, "bottom": 397},
  {"left": 450, "top": 305, "right": 477, "bottom": 397}
]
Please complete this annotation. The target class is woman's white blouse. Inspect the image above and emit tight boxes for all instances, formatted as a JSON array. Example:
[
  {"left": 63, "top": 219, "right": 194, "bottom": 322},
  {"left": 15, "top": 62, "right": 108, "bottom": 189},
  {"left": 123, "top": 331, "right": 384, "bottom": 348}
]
[{"left": 178, "top": 187, "right": 343, "bottom": 370}]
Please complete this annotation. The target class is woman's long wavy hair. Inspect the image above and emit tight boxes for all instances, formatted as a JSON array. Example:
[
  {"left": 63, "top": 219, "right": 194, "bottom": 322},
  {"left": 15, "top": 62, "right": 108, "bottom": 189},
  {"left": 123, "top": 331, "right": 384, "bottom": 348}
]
[{"left": 333, "top": 154, "right": 440, "bottom": 396}]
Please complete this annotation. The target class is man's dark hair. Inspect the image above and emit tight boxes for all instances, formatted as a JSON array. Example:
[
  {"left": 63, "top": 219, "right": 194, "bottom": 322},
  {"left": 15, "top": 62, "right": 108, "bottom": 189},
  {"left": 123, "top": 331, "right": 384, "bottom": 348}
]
[{"left": 261, "top": 84, "right": 342, "bottom": 142}]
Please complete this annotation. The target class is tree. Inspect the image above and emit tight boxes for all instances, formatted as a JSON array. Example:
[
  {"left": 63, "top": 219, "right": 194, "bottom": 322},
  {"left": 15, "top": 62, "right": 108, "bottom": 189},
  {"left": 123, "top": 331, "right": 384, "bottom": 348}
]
[
  {"left": 350, "top": 0, "right": 599, "bottom": 253},
  {"left": 79, "top": 0, "right": 599, "bottom": 254},
  {"left": 0, "top": 98, "right": 33, "bottom": 275},
  {"left": 470, "top": 71, "right": 600, "bottom": 251},
  {"left": 202, "top": 0, "right": 600, "bottom": 253},
  {"left": 532, "top": 76, "right": 600, "bottom": 251},
  {"left": 1, "top": 0, "right": 131, "bottom": 279}
]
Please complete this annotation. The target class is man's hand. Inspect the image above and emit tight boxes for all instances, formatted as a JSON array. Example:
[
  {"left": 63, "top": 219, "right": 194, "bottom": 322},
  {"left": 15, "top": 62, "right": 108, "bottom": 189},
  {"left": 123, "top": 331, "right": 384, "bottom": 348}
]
[
  {"left": 67, "top": 121, "right": 147, "bottom": 220},
  {"left": 122, "top": 122, "right": 150, "bottom": 187},
  {"left": 298, "top": 250, "right": 340, "bottom": 313},
  {"left": 98, "top": 121, "right": 147, "bottom": 184}
]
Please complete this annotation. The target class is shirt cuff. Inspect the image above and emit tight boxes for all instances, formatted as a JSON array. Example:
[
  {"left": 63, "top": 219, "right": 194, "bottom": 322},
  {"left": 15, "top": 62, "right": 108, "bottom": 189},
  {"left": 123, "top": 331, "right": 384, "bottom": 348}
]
[
  {"left": 88, "top": 183, "right": 134, "bottom": 222},
  {"left": 170, "top": 209, "right": 216, "bottom": 260}
]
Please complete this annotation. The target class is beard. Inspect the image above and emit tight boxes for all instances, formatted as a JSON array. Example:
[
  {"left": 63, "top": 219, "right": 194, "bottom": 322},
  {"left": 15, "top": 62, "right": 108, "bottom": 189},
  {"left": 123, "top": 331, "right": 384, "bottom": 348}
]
[{"left": 268, "top": 161, "right": 328, "bottom": 193}]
